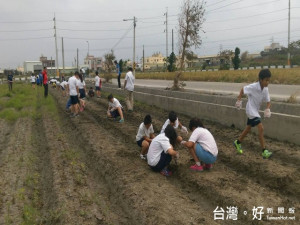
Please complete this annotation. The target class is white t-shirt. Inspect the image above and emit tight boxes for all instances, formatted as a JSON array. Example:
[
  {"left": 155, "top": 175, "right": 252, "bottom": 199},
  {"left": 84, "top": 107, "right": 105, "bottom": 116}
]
[
  {"left": 68, "top": 76, "right": 79, "bottom": 96},
  {"left": 30, "top": 75, "right": 35, "bottom": 82},
  {"left": 136, "top": 123, "right": 154, "bottom": 141},
  {"left": 189, "top": 127, "right": 218, "bottom": 157},
  {"left": 160, "top": 118, "right": 179, "bottom": 133},
  {"left": 77, "top": 80, "right": 86, "bottom": 89},
  {"left": 60, "top": 81, "right": 68, "bottom": 88},
  {"left": 108, "top": 98, "right": 122, "bottom": 109},
  {"left": 147, "top": 133, "right": 172, "bottom": 167},
  {"left": 95, "top": 75, "right": 100, "bottom": 87},
  {"left": 243, "top": 82, "right": 270, "bottom": 119},
  {"left": 125, "top": 71, "right": 135, "bottom": 91}
]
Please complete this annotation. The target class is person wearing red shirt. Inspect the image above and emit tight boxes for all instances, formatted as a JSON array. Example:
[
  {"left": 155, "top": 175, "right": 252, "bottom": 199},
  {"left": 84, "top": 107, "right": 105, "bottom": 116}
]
[{"left": 42, "top": 67, "right": 48, "bottom": 97}]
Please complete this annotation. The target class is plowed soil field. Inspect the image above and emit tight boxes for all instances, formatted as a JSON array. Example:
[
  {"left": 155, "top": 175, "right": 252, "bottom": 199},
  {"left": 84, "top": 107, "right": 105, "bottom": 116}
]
[{"left": 0, "top": 85, "right": 299, "bottom": 225}]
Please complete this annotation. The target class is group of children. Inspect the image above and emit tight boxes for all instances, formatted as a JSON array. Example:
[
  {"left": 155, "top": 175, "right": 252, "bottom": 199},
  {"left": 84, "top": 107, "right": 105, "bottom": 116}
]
[
  {"left": 134, "top": 111, "right": 218, "bottom": 176},
  {"left": 132, "top": 68, "right": 273, "bottom": 176},
  {"left": 58, "top": 68, "right": 272, "bottom": 177}
]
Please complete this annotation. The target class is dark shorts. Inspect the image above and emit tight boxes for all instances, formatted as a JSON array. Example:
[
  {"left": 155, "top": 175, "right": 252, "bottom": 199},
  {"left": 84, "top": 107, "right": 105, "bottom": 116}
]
[
  {"left": 61, "top": 86, "right": 65, "bottom": 91},
  {"left": 137, "top": 138, "right": 144, "bottom": 147},
  {"left": 247, "top": 117, "right": 261, "bottom": 127},
  {"left": 79, "top": 89, "right": 86, "bottom": 99},
  {"left": 31, "top": 82, "right": 35, "bottom": 84},
  {"left": 95, "top": 86, "right": 101, "bottom": 91},
  {"left": 149, "top": 151, "right": 172, "bottom": 172},
  {"left": 110, "top": 108, "right": 122, "bottom": 118},
  {"left": 70, "top": 95, "right": 79, "bottom": 105}
]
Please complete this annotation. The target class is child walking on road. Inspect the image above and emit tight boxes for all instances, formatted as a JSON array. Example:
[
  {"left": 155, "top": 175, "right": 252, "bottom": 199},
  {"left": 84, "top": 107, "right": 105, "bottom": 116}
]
[
  {"left": 136, "top": 115, "right": 155, "bottom": 160},
  {"left": 233, "top": 69, "right": 272, "bottom": 159}
]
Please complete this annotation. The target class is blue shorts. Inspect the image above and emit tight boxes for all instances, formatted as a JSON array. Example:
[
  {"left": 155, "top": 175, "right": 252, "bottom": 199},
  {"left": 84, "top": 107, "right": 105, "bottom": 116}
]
[
  {"left": 79, "top": 89, "right": 86, "bottom": 99},
  {"left": 110, "top": 108, "right": 123, "bottom": 118},
  {"left": 95, "top": 86, "right": 101, "bottom": 91},
  {"left": 195, "top": 143, "right": 217, "bottom": 164},
  {"left": 137, "top": 138, "right": 144, "bottom": 147},
  {"left": 149, "top": 151, "right": 172, "bottom": 172},
  {"left": 247, "top": 117, "right": 261, "bottom": 127}
]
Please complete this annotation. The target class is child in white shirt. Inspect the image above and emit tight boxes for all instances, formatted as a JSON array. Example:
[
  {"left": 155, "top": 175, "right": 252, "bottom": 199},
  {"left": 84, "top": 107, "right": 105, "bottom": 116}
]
[
  {"left": 160, "top": 111, "right": 188, "bottom": 143},
  {"left": 136, "top": 115, "right": 155, "bottom": 160},
  {"left": 182, "top": 118, "right": 218, "bottom": 172},
  {"left": 107, "top": 94, "right": 124, "bottom": 123},
  {"left": 233, "top": 69, "right": 272, "bottom": 159},
  {"left": 147, "top": 124, "right": 179, "bottom": 176}
]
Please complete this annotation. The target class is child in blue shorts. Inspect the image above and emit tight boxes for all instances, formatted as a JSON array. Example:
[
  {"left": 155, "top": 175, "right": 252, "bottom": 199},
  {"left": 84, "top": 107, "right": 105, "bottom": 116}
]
[
  {"left": 233, "top": 69, "right": 272, "bottom": 159},
  {"left": 182, "top": 118, "right": 218, "bottom": 172}
]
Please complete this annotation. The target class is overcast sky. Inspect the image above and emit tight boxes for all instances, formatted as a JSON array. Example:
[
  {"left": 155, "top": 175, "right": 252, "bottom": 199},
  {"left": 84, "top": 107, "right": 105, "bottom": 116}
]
[{"left": 1, "top": 0, "right": 300, "bottom": 69}]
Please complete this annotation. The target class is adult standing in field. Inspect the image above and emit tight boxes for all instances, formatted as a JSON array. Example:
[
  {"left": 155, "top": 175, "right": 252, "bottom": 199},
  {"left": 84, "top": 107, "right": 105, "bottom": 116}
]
[
  {"left": 124, "top": 67, "right": 135, "bottom": 111},
  {"left": 30, "top": 73, "right": 36, "bottom": 89},
  {"left": 95, "top": 71, "right": 101, "bottom": 98},
  {"left": 67, "top": 71, "right": 80, "bottom": 117},
  {"left": 7, "top": 72, "right": 13, "bottom": 91},
  {"left": 42, "top": 67, "right": 48, "bottom": 97},
  {"left": 114, "top": 60, "right": 121, "bottom": 89}
]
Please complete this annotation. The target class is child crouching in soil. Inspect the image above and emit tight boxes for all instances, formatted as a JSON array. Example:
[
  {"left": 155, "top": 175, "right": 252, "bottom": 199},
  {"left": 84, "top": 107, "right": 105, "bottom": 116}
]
[
  {"left": 182, "top": 118, "right": 218, "bottom": 172},
  {"left": 160, "top": 111, "right": 188, "bottom": 143},
  {"left": 88, "top": 87, "right": 95, "bottom": 98},
  {"left": 136, "top": 115, "right": 155, "bottom": 160},
  {"left": 107, "top": 94, "right": 124, "bottom": 123},
  {"left": 147, "top": 125, "right": 179, "bottom": 177}
]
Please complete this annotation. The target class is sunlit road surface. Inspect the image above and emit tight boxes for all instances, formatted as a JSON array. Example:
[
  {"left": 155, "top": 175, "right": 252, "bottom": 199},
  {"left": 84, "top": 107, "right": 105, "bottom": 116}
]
[{"left": 110, "top": 78, "right": 300, "bottom": 102}]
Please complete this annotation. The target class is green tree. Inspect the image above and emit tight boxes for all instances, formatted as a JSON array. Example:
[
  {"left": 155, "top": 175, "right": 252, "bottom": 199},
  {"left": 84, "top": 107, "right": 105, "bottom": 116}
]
[
  {"left": 173, "top": 0, "right": 205, "bottom": 89},
  {"left": 103, "top": 50, "right": 116, "bottom": 83},
  {"left": 219, "top": 49, "right": 233, "bottom": 70},
  {"left": 232, "top": 47, "right": 241, "bottom": 70},
  {"left": 166, "top": 52, "right": 177, "bottom": 72}
]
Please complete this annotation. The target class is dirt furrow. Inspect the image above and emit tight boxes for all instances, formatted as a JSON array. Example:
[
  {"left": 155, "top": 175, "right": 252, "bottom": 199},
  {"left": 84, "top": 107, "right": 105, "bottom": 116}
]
[
  {"left": 52, "top": 90, "right": 220, "bottom": 225},
  {"left": 85, "top": 92, "right": 300, "bottom": 220},
  {"left": 0, "top": 118, "right": 34, "bottom": 224}
]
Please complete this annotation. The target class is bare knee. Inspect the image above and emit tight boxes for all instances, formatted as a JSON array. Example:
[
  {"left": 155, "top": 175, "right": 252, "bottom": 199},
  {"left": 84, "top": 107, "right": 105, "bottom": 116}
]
[{"left": 257, "top": 124, "right": 264, "bottom": 133}]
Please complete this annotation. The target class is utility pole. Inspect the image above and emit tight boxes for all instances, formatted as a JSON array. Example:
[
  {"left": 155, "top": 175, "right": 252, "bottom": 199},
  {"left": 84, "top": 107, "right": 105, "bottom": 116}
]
[
  {"left": 62, "top": 37, "right": 65, "bottom": 79},
  {"left": 53, "top": 14, "right": 60, "bottom": 80},
  {"left": 123, "top": 16, "right": 136, "bottom": 74},
  {"left": 143, "top": 45, "right": 145, "bottom": 72},
  {"left": 86, "top": 41, "right": 89, "bottom": 57},
  {"left": 164, "top": 9, "right": 168, "bottom": 58},
  {"left": 287, "top": 0, "right": 291, "bottom": 66},
  {"left": 172, "top": 29, "right": 174, "bottom": 53},
  {"left": 77, "top": 48, "right": 79, "bottom": 71}
]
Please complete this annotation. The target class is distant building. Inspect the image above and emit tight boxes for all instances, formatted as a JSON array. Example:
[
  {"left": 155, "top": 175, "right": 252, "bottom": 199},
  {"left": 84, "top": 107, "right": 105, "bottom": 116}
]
[
  {"left": 197, "top": 54, "right": 219, "bottom": 66},
  {"left": 247, "top": 53, "right": 261, "bottom": 59},
  {"left": 24, "top": 61, "right": 43, "bottom": 74},
  {"left": 143, "top": 52, "right": 165, "bottom": 69},
  {"left": 264, "top": 43, "right": 282, "bottom": 52},
  {"left": 40, "top": 56, "right": 55, "bottom": 68},
  {"left": 84, "top": 55, "right": 102, "bottom": 71}
]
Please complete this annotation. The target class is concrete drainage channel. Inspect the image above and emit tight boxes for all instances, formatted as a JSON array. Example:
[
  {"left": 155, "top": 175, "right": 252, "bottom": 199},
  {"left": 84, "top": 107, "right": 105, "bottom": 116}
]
[{"left": 101, "top": 84, "right": 300, "bottom": 146}]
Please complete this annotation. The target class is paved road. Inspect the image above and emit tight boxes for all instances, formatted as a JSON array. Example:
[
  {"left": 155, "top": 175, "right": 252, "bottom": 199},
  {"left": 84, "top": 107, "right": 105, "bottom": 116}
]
[{"left": 111, "top": 78, "right": 300, "bottom": 102}]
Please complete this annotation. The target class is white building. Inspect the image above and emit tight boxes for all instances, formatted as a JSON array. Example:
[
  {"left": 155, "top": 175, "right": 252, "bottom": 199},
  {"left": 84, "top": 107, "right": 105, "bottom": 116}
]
[
  {"left": 84, "top": 55, "right": 102, "bottom": 71},
  {"left": 23, "top": 61, "right": 42, "bottom": 73}
]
